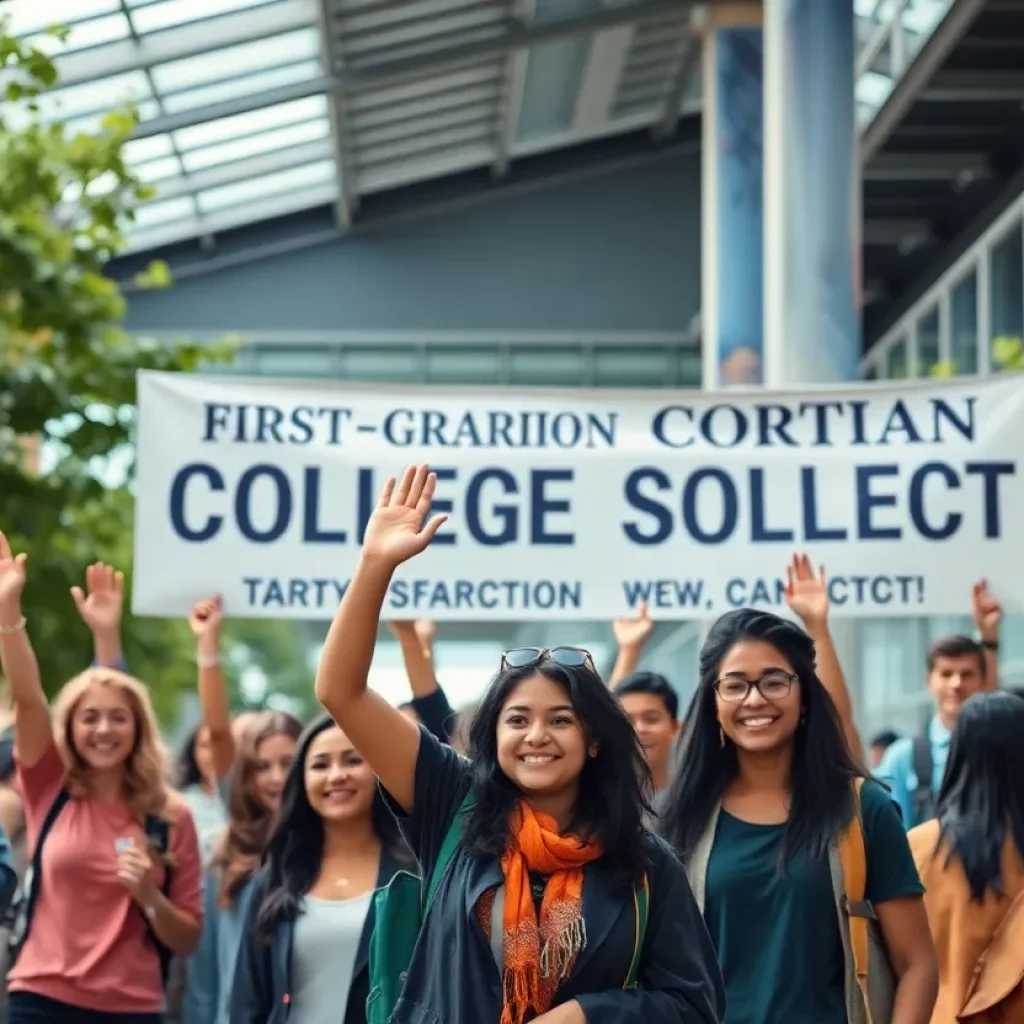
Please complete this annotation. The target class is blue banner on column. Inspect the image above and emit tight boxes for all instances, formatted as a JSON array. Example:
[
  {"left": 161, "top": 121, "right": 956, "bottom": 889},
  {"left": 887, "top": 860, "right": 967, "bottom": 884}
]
[
  {"left": 781, "top": 0, "right": 859, "bottom": 381},
  {"left": 715, "top": 27, "right": 764, "bottom": 386}
]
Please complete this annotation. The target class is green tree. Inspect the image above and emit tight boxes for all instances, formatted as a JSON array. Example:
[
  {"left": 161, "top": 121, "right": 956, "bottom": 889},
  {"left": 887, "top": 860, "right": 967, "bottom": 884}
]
[
  {"left": 0, "top": 22, "right": 223, "bottom": 719},
  {"left": 931, "top": 334, "right": 1024, "bottom": 378}
]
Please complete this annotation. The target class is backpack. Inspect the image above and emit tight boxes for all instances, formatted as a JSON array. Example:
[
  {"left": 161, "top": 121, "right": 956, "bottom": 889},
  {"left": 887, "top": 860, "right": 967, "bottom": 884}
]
[
  {"left": 910, "top": 731, "right": 935, "bottom": 827},
  {"left": 366, "top": 794, "right": 650, "bottom": 1024},
  {"left": 831, "top": 778, "right": 897, "bottom": 1024},
  {"left": 6, "top": 789, "right": 174, "bottom": 984},
  {"left": 684, "top": 779, "right": 896, "bottom": 1024}
]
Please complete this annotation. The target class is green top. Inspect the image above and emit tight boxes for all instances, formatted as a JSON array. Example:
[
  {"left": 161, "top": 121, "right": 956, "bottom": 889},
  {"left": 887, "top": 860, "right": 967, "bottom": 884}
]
[{"left": 704, "top": 780, "right": 923, "bottom": 1024}]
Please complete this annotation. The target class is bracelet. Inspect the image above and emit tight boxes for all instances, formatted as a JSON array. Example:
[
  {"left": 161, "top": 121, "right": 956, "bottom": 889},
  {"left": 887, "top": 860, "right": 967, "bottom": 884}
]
[
  {"left": 197, "top": 653, "right": 222, "bottom": 668},
  {"left": 980, "top": 638, "right": 999, "bottom": 651},
  {"left": 0, "top": 616, "right": 26, "bottom": 635}
]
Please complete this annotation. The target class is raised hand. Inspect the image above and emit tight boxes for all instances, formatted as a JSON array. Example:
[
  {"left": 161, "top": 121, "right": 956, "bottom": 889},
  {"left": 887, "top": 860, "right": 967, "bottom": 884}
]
[
  {"left": 361, "top": 465, "right": 448, "bottom": 569},
  {"left": 71, "top": 562, "right": 124, "bottom": 635},
  {"left": 188, "top": 595, "right": 224, "bottom": 639},
  {"left": 0, "top": 532, "right": 27, "bottom": 613},
  {"left": 613, "top": 601, "right": 653, "bottom": 649},
  {"left": 784, "top": 553, "right": 829, "bottom": 629},
  {"left": 972, "top": 579, "right": 1002, "bottom": 641}
]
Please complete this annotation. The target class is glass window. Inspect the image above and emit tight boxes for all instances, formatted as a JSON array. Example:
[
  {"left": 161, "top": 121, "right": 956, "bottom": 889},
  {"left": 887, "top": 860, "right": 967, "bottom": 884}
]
[
  {"left": 989, "top": 222, "right": 1023, "bottom": 370},
  {"left": 251, "top": 346, "right": 337, "bottom": 378},
  {"left": 950, "top": 269, "right": 979, "bottom": 374},
  {"left": 340, "top": 348, "right": 423, "bottom": 383},
  {"left": 916, "top": 306, "right": 940, "bottom": 377},
  {"left": 195, "top": 159, "right": 335, "bottom": 212},
  {"left": 678, "top": 349, "right": 702, "bottom": 387},
  {"left": 885, "top": 336, "right": 908, "bottom": 379},
  {"left": 595, "top": 348, "right": 675, "bottom": 387},
  {"left": 426, "top": 347, "right": 502, "bottom": 385},
  {"left": 510, "top": 347, "right": 585, "bottom": 386}
]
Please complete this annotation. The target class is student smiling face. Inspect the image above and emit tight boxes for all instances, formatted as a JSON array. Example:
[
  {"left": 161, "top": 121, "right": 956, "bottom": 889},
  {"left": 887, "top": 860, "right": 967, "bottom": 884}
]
[{"left": 496, "top": 673, "right": 591, "bottom": 814}]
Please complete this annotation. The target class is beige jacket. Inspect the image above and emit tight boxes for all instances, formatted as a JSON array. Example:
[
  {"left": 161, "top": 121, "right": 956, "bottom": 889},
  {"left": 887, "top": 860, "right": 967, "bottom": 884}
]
[{"left": 909, "top": 820, "right": 1024, "bottom": 1024}]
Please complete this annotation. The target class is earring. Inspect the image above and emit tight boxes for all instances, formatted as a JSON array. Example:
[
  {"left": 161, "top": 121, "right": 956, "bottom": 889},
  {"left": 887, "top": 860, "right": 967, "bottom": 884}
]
[{"left": 719, "top": 725, "right": 725, "bottom": 748}]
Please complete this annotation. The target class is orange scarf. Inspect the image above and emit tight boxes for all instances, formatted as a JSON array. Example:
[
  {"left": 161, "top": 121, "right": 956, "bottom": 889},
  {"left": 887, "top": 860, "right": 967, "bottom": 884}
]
[{"left": 479, "top": 802, "right": 603, "bottom": 1024}]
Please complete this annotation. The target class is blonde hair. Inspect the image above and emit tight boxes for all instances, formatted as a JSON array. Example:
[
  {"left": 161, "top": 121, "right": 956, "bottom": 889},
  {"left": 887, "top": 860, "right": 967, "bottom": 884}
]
[{"left": 52, "top": 667, "right": 176, "bottom": 823}]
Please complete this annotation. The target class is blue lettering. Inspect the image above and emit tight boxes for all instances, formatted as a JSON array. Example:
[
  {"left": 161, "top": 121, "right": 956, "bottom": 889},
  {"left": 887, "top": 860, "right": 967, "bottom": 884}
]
[
  {"left": 682, "top": 468, "right": 738, "bottom": 544},
  {"left": 169, "top": 463, "right": 224, "bottom": 541},
  {"left": 302, "top": 467, "right": 345, "bottom": 543},
  {"left": 801, "top": 467, "right": 847, "bottom": 541},
  {"left": 622, "top": 468, "right": 673, "bottom": 544},
  {"left": 236, "top": 465, "right": 291, "bottom": 543},
  {"left": 651, "top": 406, "right": 695, "bottom": 449},
  {"left": 465, "top": 468, "right": 518, "bottom": 546},
  {"left": 530, "top": 469, "right": 574, "bottom": 545},
  {"left": 965, "top": 461, "right": 1014, "bottom": 538},
  {"left": 749, "top": 468, "right": 794, "bottom": 542},
  {"left": 856, "top": 465, "right": 901, "bottom": 540},
  {"left": 909, "top": 462, "right": 961, "bottom": 540}
]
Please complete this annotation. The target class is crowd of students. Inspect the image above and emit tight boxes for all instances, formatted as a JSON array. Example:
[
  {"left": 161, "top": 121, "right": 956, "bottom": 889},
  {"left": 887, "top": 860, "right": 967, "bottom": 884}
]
[{"left": 0, "top": 462, "right": 1020, "bottom": 1023}]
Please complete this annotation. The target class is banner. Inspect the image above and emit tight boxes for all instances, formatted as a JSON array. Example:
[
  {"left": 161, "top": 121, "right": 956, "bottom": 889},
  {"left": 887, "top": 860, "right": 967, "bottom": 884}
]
[{"left": 134, "top": 372, "right": 1024, "bottom": 621}]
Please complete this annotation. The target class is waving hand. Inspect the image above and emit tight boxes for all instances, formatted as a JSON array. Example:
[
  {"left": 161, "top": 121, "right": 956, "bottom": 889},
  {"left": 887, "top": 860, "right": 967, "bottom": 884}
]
[{"left": 362, "top": 465, "right": 448, "bottom": 568}]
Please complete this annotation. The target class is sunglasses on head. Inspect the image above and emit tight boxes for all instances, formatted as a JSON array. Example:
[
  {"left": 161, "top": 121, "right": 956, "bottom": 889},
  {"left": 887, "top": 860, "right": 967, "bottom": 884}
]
[{"left": 500, "top": 646, "right": 594, "bottom": 672}]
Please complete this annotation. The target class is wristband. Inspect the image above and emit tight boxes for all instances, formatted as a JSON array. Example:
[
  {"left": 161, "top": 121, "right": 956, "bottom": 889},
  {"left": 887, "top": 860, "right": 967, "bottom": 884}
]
[
  {"left": 0, "top": 616, "right": 26, "bottom": 635},
  {"left": 197, "top": 653, "right": 222, "bottom": 668},
  {"left": 979, "top": 638, "right": 999, "bottom": 651}
]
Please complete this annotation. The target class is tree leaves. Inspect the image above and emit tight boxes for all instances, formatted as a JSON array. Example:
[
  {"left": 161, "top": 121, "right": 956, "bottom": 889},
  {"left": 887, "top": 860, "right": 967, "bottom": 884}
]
[{"left": 0, "top": 20, "right": 303, "bottom": 720}]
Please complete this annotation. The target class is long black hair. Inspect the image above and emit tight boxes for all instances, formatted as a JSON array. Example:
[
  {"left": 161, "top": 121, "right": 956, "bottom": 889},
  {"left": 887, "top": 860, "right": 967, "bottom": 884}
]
[
  {"left": 661, "top": 608, "right": 864, "bottom": 863},
  {"left": 176, "top": 726, "right": 205, "bottom": 790},
  {"left": 254, "top": 714, "right": 412, "bottom": 941},
  {"left": 460, "top": 658, "right": 653, "bottom": 889},
  {"left": 936, "top": 691, "right": 1024, "bottom": 901}
]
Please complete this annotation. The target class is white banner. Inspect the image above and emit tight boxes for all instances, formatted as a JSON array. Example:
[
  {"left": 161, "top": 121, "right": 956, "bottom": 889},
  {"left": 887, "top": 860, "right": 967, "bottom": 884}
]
[{"left": 133, "top": 371, "right": 1024, "bottom": 621}]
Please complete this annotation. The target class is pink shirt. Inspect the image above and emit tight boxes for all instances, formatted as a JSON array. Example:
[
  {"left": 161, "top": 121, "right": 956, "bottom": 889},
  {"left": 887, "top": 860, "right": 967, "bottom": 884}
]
[{"left": 9, "top": 741, "right": 203, "bottom": 1013}]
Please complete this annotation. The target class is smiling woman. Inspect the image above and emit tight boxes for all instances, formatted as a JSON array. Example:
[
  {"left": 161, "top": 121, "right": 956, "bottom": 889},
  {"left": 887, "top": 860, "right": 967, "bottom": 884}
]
[
  {"left": 661, "top": 609, "right": 938, "bottom": 1024},
  {"left": 229, "top": 715, "right": 415, "bottom": 1024},
  {"left": 314, "top": 463, "right": 726, "bottom": 1024},
  {"left": 0, "top": 536, "right": 204, "bottom": 1024}
]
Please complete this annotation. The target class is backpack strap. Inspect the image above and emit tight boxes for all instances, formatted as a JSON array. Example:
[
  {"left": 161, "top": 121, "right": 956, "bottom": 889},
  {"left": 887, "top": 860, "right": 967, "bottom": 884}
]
[
  {"left": 423, "top": 792, "right": 474, "bottom": 916},
  {"left": 910, "top": 732, "right": 934, "bottom": 824},
  {"left": 623, "top": 873, "right": 649, "bottom": 991},
  {"left": 11, "top": 788, "right": 71, "bottom": 957},
  {"left": 838, "top": 778, "right": 874, "bottom": 1024}
]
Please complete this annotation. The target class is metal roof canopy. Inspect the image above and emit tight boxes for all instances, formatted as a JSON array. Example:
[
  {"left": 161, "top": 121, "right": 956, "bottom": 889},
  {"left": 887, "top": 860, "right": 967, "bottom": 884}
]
[
  {"left": 861, "top": 0, "right": 1024, "bottom": 341},
  {"left": 3, "top": 0, "right": 702, "bottom": 255}
]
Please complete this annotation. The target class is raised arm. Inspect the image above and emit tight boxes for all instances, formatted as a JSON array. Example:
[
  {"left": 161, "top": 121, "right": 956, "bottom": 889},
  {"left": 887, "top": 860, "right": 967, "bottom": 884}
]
[
  {"left": 609, "top": 602, "right": 654, "bottom": 687},
  {"left": 0, "top": 531, "right": 53, "bottom": 767},
  {"left": 971, "top": 579, "right": 1001, "bottom": 691},
  {"left": 71, "top": 562, "right": 125, "bottom": 668},
  {"left": 188, "top": 597, "right": 234, "bottom": 781},
  {"left": 784, "top": 553, "right": 863, "bottom": 761},
  {"left": 314, "top": 465, "right": 448, "bottom": 812}
]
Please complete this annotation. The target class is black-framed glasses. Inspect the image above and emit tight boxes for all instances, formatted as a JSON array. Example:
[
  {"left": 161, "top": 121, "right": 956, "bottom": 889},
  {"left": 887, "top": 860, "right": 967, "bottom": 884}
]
[
  {"left": 501, "top": 646, "right": 594, "bottom": 672},
  {"left": 714, "top": 671, "right": 797, "bottom": 703}
]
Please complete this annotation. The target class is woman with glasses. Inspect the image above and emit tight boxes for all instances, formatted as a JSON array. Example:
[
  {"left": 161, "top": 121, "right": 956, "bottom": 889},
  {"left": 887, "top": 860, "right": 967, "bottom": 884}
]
[
  {"left": 660, "top": 608, "right": 937, "bottom": 1024},
  {"left": 314, "top": 465, "right": 725, "bottom": 1024}
]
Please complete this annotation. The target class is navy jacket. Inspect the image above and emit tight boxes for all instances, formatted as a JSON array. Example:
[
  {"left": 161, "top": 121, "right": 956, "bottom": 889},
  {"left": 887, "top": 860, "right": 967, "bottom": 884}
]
[
  {"left": 383, "top": 727, "right": 726, "bottom": 1024},
  {"left": 228, "top": 847, "right": 410, "bottom": 1024}
]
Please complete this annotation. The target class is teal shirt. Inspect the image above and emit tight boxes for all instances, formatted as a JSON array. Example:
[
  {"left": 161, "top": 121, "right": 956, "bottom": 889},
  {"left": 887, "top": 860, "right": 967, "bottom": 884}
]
[{"left": 703, "top": 780, "right": 923, "bottom": 1024}]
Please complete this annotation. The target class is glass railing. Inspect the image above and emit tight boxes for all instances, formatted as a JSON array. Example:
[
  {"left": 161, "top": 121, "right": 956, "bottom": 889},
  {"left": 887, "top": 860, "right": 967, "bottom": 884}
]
[{"left": 855, "top": 0, "right": 953, "bottom": 127}]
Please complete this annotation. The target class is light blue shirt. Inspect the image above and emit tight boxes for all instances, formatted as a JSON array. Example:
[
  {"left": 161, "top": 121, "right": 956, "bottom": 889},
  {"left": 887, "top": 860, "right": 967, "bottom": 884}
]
[{"left": 876, "top": 715, "right": 952, "bottom": 829}]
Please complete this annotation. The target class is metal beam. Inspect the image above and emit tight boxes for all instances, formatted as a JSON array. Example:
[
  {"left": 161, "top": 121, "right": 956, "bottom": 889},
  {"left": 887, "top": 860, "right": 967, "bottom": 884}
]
[
  {"left": 862, "top": 218, "right": 934, "bottom": 246},
  {"left": 138, "top": 138, "right": 336, "bottom": 204},
  {"left": 572, "top": 25, "right": 636, "bottom": 133},
  {"left": 50, "top": 0, "right": 316, "bottom": 90},
  {"left": 315, "top": 0, "right": 356, "bottom": 227},
  {"left": 860, "top": 0, "right": 989, "bottom": 163},
  {"left": 341, "top": 0, "right": 682, "bottom": 88},
  {"left": 492, "top": 0, "right": 533, "bottom": 178},
  {"left": 133, "top": 0, "right": 678, "bottom": 140},
  {"left": 862, "top": 150, "right": 991, "bottom": 183},
  {"left": 920, "top": 70, "right": 1024, "bottom": 102},
  {"left": 652, "top": 4, "right": 704, "bottom": 141}
]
